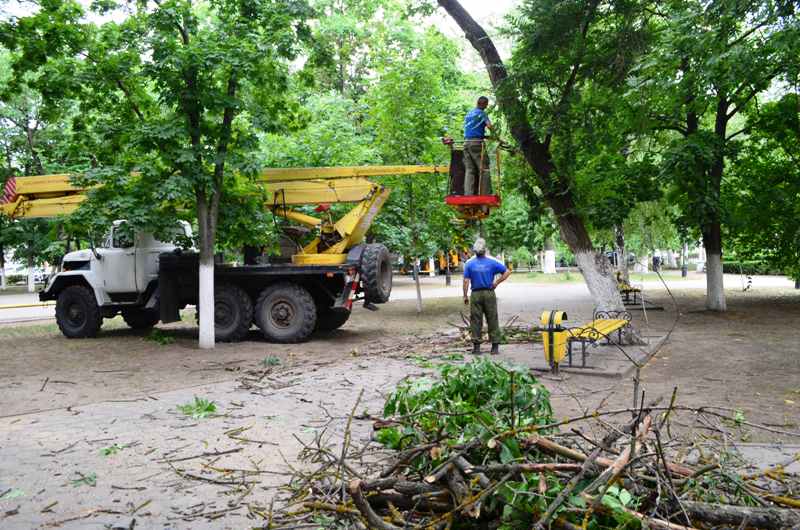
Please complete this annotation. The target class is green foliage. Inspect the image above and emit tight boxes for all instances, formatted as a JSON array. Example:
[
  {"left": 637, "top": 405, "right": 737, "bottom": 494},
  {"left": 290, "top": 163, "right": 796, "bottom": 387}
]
[
  {"left": 146, "top": 329, "right": 175, "bottom": 346},
  {"left": 721, "top": 261, "right": 784, "bottom": 276},
  {"left": 509, "top": 0, "right": 658, "bottom": 231},
  {"left": 365, "top": 27, "right": 472, "bottom": 257},
  {"left": 379, "top": 359, "right": 553, "bottom": 452},
  {"left": 262, "top": 355, "right": 281, "bottom": 367},
  {"left": 70, "top": 472, "right": 97, "bottom": 487},
  {"left": 100, "top": 444, "right": 125, "bottom": 456},
  {"left": 511, "top": 247, "right": 535, "bottom": 269},
  {"left": 0, "top": 488, "right": 24, "bottom": 500},
  {"left": 376, "top": 359, "right": 645, "bottom": 528},
  {"left": 260, "top": 93, "right": 380, "bottom": 167},
  {"left": 177, "top": 396, "right": 217, "bottom": 419},
  {"left": 725, "top": 94, "right": 800, "bottom": 281},
  {"left": 3, "top": 0, "right": 311, "bottom": 256},
  {"left": 622, "top": 200, "right": 681, "bottom": 257}
]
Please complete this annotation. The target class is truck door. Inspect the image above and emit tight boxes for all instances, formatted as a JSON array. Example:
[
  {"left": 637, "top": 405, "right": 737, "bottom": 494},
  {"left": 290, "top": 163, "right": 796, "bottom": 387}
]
[
  {"left": 98, "top": 222, "right": 138, "bottom": 293},
  {"left": 134, "top": 232, "right": 177, "bottom": 292}
]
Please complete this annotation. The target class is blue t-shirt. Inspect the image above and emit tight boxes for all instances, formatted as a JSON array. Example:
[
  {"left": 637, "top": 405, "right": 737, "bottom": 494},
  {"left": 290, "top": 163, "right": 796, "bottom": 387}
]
[
  {"left": 464, "top": 255, "right": 507, "bottom": 290},
  {"left": 464, "top": 108, "right": 489, "bottom": 139}
]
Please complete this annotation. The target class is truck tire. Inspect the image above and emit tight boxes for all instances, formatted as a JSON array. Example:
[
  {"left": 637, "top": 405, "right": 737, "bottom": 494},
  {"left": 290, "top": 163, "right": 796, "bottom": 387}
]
[
  {"left": 212, "top": 283, "right": 253, "bottom": 342},
  {"left": 315, "top": 308, "right": 350, "bottom": 332},
  {"left": 255, "top": 283, "right": 316, "bottom": 343},
  {"left": 121, "top": 308, "right": 160, "bottom": 330},
  {"left": 362, "top": 243, "right": 392, "bottom": 303},
  {"left": 55, "top": 284, "right": 103, "bottom": 338}
]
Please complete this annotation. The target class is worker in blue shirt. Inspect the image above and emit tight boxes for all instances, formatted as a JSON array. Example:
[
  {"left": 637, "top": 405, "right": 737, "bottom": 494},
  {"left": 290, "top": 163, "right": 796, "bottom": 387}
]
[
  {"left": 463, "top": 238, "right": 511, "bottom": 355},
  {"left": 462, "top": 96, "right": 494, "bottom": 195}
]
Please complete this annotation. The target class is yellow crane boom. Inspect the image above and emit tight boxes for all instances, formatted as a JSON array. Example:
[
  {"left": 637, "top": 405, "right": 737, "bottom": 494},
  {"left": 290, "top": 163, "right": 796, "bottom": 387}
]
[{"left": 0, "top": 165, "right": 448, "bottom": 265}]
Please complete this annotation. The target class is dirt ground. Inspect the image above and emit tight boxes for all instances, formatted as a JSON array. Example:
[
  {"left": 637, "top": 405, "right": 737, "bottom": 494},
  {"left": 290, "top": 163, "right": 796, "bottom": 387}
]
[{"left": 0, "top": 274, "right": 798, "bottom": 528}]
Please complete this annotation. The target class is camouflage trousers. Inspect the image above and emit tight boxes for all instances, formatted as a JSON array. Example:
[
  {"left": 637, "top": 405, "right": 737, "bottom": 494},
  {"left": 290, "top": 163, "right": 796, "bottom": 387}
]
[{"left": 470, "top": 289, "right": 500, "bottom": 344}]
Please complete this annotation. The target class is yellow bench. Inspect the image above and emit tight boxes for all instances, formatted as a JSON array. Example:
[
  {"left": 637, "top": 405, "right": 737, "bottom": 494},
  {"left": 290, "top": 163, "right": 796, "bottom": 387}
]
[
  {"left": 567, "top": 311, "right": 631, "bottom": 367},
  {"left": 615, "top": 272, "right": 641, "bottom": 304}
]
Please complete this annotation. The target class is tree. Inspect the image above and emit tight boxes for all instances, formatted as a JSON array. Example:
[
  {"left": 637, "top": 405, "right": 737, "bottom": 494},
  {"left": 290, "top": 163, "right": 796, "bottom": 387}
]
[
  {"left": 726, "top": 94, "right": 800, "bottom": 284},
  {"left": 6, "top": 218, "right": 52, "bottom": 291},
  {"left": 3, "top": 0, "right": 310, "bottom": 347},
  {"left": 635, "top": 0, "right": 799, "bottom": 310},
  {"left": 435, "top": 0, "right": 657, "bottom": 313},
  {"left": 365, "top": 26, "right": 466, "bottom": 310}
]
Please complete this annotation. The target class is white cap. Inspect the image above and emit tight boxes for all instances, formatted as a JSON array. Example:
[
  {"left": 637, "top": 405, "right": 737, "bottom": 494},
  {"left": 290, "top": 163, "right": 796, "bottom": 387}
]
[{"left": 473, "top": 238, "right": 487, "bottom": 254}]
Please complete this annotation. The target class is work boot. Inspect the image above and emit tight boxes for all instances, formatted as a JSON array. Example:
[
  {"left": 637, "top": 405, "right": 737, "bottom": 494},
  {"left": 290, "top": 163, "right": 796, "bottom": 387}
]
[
  {"left": 471, "top": 343, "right": 481, "bottom": 355},
  {"left": 490, "top": 343, "right": 500, "bottom": 355}
]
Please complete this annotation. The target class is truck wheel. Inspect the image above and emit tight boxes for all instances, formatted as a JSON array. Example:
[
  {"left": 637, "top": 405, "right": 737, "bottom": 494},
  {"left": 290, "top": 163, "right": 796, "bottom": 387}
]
[
  {"left": 362, "top": 243, "right": 392, "bottom": 303},
  {"left": 255, "top": 283, "right": 316, "bottom": 343},
  {"left": 121, "top": 308, "right": 160, "bottom": 330},
  {"left": 213, "top": 283, "right": 253, "bottom": 342},
  {"left": 55, "top": 285, "right": 103, "bottom": 338},
  {"left": 315, "top": 308, "right": 350, "bottom": 332}
]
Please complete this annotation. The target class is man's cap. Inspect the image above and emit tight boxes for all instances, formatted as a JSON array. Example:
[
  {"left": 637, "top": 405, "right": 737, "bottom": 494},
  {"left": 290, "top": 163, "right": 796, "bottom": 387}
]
[{"left": 473, "top": 238, "right": 487, "bottom": 253}]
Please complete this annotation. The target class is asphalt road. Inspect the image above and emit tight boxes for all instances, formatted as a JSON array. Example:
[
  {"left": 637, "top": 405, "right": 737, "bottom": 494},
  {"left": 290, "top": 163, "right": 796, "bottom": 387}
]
[{"left": 0, "top": 272, "right": 793, "bottom": 323}]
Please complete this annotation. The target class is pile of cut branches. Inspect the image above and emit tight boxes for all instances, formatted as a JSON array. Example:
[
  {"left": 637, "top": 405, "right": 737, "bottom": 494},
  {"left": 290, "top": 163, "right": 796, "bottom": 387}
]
[{"left": 269, "top": 360, "right": 800, "bottom": 529}]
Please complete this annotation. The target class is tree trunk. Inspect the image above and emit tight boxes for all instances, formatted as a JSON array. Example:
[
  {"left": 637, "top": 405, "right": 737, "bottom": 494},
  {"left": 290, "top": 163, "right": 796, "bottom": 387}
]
[
  {"left": 197, "top": 198, "right": 216, "bottom": 348},
  {"left": 681, "top": 241, "right": 688, "bottom": 277},
  {"left": 25, "top": 127, "right": 44, "bottom": 175},
  {"left": 614, "top": 224, "right": 628, "bottom": 283},
  {"left": 703, "top": 226, "right": 726, "bottom": 311},
  {"left": 703, "top": 95, "right": 729, "bottom": 312},
  {"left": 436, "top": 0, "right": 624, "bottom": 313},
  {"left": 27, "top": 254, "right": 35, "bottom": 293},
  {"left": 0, "top": 243, "right": 5, "bottom": 290},
  {"left": 413, "top": 258, "right": 423, "bottom": 314},
  {"left": 542, "top": 237, "right": 556, "bottom": 274}
]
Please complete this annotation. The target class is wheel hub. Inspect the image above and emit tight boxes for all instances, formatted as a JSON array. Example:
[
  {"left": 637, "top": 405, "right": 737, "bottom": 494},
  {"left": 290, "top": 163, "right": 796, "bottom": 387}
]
[
  {"left": 215, "top": 301, "right": 234, "bottom": 327},
  {"left": 270, "top": 300, "right": 295, "bottom": 328},
  {"left": 66, "top": 303, "right": 85, "bottom": 326}
]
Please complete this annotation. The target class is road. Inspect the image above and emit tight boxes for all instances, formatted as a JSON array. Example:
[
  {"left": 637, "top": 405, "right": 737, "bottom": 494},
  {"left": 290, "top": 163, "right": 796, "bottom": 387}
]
[{"left": 0, "top": 272, "right": 794, "bottom": 323}]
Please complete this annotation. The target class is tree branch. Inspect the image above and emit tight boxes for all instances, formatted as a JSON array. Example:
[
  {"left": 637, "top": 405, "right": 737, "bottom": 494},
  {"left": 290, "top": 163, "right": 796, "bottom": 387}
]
[
  {"left": 115, "top": 79, "right": 145, "bottom": 122},
  {"left": 211, "top": 71, "right": 239, "bottom": 225}
]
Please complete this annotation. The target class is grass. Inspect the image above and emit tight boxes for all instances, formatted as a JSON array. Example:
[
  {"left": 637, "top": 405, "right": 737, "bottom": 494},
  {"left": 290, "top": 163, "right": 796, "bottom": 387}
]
[
  {"left": 100, "top": 443, "right": 126, "bottom": 456},
  {"left": 70, "top": 472, "right": 97, "bottom": 487},
  {"left": 510, "top": 270, "right": 702, "bottom": 285},
  {"left": 0, "top": 316, "right": 129, "bottom": 339},
  {"left": 177, "top": 396, "right": 217, "bottom": 419},
  {"left": 515, "top": 271, "right": 585, "bottom": 284},
  {"left": 262, "top": 355, "right": 281, "bottom": 367},
  {"left": 146, "top": 328, "right": 175, "bottom": 345}
]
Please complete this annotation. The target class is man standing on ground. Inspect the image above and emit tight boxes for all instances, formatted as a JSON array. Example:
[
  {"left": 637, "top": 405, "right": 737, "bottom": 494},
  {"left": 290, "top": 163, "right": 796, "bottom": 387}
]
[
  {"left": 463, "top": 238, "right": 511, "bottom": 355},
  {"left": 463, "top": 96, "right": 493, "bottom": 195}
]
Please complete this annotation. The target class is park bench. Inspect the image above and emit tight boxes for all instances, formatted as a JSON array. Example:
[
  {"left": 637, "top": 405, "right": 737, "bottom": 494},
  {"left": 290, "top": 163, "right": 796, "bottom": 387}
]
[
  {"left": 616, "top": 272, "right": 642, "bottom": 305},
  {"left": 566, "top": 310, "right": 632, "bottom": 368}
]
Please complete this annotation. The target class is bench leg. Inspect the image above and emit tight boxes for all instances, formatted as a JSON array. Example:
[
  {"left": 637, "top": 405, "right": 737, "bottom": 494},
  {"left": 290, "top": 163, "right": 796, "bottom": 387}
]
[
  {"left": 568, "top": 340, "right": 573, "bottom": 367},
  {"left": 582, "top": 340, "right": 587, "bottom": 368}
]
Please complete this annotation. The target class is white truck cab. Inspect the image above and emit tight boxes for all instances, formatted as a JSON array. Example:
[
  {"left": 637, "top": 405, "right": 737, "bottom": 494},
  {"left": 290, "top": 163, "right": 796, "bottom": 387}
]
[{"left": 40, "top": 221, "right": 192, "bottom": 337}]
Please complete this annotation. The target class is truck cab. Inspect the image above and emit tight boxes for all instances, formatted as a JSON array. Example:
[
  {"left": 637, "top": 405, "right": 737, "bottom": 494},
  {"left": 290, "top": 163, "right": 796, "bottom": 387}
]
[{"left": 40, "top": 220, "right": 192, "bottom": 337}]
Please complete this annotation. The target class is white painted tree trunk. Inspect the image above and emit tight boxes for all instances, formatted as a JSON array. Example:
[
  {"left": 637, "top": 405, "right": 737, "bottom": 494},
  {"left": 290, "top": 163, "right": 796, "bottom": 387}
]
[
  {"left": 543, "top": 250, "right": 556, "bottom": 274},
  {"left": 428, "top": 257, "right": 435, "bottom": 277},
  {"left": 413, "top": 259, "right": 423, "bottom": 313},
  {"left": 198, "top": 258, "right": 215, "bottom": 349},
  {"left": 574, "top": 250, "right": 624, "bottom": 312},
  {"left": 27, "top": 256, "right": 35, "bottom": 293},
  {"left": 705, "top": 252, "right": 726, "bottom": 311},
  {"left": 0, "top": 268, "right": 5, "bottom": 290}
]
